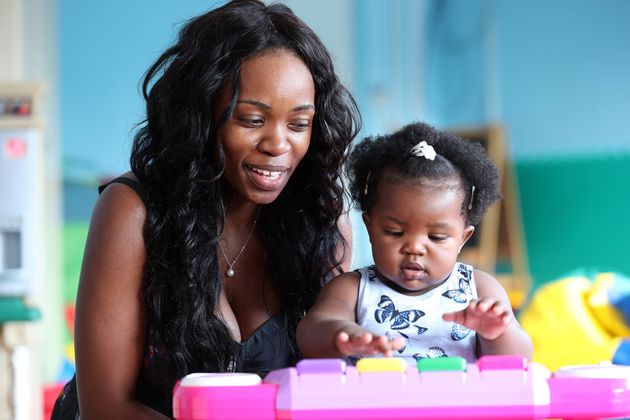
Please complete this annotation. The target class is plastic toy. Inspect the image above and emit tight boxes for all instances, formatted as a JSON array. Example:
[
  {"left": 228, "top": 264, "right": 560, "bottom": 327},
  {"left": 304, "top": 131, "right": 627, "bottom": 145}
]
[
  {"left": 174, "top": 355, "right": 549, "bottom": 419},
  {"left": 173, "top": 373, "right": 277, "bottom": 420},
  {"left": 519, "top": 271, "right": 630, "bottom": 370},
  {"left": 267, "top": 356, "right": 550, "bottom": 419},
  {"left": 173, "top": 356, "right": 630, "bottom": 419},
  {"left": 548, "top": 363, "right": 630, "bottom": 419}
]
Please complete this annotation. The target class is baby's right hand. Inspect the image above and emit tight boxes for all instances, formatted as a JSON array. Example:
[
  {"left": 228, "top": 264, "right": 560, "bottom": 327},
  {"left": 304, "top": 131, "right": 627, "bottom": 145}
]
[{"left": 334, "top": 327, "right": 405, "bottom": 357}]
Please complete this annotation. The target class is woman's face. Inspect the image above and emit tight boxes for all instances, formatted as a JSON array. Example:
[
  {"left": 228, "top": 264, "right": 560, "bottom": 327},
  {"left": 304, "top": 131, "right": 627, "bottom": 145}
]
[{"left": 218, "top": 50, "right": 315, "bottom": 205}]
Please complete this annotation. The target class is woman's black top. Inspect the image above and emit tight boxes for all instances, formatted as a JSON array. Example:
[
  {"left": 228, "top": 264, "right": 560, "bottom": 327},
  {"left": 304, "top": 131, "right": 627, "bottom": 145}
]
[{"left": 51, "top": 177, "right": 300, "bottom": 418}]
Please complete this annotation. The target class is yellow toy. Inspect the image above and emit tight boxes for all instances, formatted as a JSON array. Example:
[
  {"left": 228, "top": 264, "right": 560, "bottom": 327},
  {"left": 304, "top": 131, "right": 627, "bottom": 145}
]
[{"left": 519, "top": 272, "right": 630, "bottom": 371}]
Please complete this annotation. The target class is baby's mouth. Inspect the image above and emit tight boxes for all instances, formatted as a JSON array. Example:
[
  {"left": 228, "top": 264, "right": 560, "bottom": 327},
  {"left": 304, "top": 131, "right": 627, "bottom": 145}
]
[{"left": 400, "top": 262, "right": 427, "bottom": 280}]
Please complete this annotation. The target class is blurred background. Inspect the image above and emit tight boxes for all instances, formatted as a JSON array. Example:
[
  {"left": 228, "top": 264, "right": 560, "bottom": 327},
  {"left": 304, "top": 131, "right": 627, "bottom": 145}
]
[{"left": 1, "top": 0, "right": 629, "bottom": 418}]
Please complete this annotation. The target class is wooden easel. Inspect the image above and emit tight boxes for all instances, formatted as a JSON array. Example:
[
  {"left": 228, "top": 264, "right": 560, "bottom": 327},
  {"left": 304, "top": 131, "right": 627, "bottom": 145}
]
[{"left": 449, "top": 125, "right": 530, "bottom": 308}]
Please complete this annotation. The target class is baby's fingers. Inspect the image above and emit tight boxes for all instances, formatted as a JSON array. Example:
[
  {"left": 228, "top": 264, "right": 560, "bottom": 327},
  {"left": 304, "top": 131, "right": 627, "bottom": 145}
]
[
  {"left": 336, "top": 330, "right": 350, "bottom": 343},
  {"left": 372, "top": 335, "right": 406, "bottom": 356},
  {"left": 496, "top": 310, "right": 512, "bottom": 325},
  {"left": 372, "top": 335, "right": 391, "bottom": 356},
  {"left": 335, "top": 331, "right": 372, "bottom": 355},
  {"left": 386, "top": 336, "right": 406, "bottom": 355},
  {"left": 442, "top": 309, "right": 466, "bottom": 324},
  {"left": 468, "top": 298, "right": 508, "bottom": 316}
]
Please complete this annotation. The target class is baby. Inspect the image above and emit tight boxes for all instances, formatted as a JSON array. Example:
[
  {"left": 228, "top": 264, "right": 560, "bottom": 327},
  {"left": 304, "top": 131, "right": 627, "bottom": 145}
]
[{"left": 297, "top": 122, "right": 533, "bottom": 362}]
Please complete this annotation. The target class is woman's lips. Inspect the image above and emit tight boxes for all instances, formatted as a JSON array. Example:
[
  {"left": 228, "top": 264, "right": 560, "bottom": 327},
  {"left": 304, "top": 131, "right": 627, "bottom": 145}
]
[{"left": 246, "top": 164, "right": 288, "bottom": 190}]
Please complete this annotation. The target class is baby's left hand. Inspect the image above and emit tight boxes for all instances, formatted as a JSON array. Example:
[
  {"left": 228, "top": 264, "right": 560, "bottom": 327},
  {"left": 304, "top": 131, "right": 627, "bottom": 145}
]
[{"left": 442, "top": 298, "right": 512, "bottom": 340}]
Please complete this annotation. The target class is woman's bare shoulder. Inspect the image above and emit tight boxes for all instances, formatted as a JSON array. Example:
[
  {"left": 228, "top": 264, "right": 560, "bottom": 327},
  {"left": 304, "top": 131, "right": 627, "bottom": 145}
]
[
  {"left": 96, "top": 172, "right": 146, "bottom": 221},
  {"left": 83, "top": 173, "right": 148, "bottom": 267}
]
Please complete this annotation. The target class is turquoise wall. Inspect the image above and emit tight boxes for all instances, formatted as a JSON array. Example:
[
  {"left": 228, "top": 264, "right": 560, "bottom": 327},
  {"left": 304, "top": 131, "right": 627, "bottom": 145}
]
[{"left": 517, "top": 154, "right": 630, "bottom": 285}]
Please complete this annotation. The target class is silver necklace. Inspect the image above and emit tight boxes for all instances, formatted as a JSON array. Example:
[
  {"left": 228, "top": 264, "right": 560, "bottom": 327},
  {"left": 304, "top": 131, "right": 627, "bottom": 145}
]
[{"left": 217, "top": 213, "right": 259, "bottom": 277}]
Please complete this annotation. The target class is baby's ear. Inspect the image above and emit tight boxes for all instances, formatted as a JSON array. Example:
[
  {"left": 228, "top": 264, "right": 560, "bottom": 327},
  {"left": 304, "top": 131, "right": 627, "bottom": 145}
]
[
  {"left": 362, "top": 212, "right": 374, "bottom": 242},
  {"left": 459, "top": 225, "right": 475, "bottom": 252}
]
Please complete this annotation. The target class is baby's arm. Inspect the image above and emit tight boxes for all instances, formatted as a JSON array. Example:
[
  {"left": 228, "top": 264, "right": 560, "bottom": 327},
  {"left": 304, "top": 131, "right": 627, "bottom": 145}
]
[
  {"left": 442, "top": 270, "right": 533, "bottom": 359},
  {"left": 297, "top": 272, "right": 404, "bottom": 358}
]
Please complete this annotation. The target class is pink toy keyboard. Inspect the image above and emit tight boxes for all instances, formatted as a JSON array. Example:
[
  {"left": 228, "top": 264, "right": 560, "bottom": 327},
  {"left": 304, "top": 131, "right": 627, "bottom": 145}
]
[
  {"left": 548, "top": 363, "right": 630, "bottom": 419},
  {"left": 172, "top": 356, "right": 630, "bottom": 419}
]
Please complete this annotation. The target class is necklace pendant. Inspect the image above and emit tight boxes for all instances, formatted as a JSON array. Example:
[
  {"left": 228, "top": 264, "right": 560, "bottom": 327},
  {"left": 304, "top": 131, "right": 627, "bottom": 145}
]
[{"left": 218, "top": 211, "right": 259, "bottom": 280}]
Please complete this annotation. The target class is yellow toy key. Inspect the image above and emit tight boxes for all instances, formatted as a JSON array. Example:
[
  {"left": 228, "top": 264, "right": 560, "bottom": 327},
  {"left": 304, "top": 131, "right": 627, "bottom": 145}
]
[{"left": 356, "top": 358, "right": 407, "bottom": 373}]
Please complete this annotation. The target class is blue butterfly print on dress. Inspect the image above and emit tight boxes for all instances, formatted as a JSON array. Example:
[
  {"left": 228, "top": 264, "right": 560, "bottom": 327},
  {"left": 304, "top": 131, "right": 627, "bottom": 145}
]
[
  {"left": 391, "top": 326, "right": 429, "bottom": 354},
  {"left": 395, "top": 326, "right": 430, "bottom": 339},
  {"left": 366, "top": 266, "right": 378, "bottom": 281},
  {"left": 374, "top": 295, "right": 425, "bottom": 330},
  {"left": 458, "top": 263, "right": 472, "bottom": 281},
  {"left": 384, "top": 331, "right": 408, "bottom": 354},
  {"left": 450, "top": 323, "right": 471, "bottom": 341},
  {"left": 414, "top": 347, "right": 447, "bottom": 360},
  {"left": 441, "top": 275, "right": 473, "bottom": 304}
]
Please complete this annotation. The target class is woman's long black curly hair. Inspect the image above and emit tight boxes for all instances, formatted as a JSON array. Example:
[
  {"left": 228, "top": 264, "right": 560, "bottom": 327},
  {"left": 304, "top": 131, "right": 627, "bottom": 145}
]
[
  {"left": 130, "top": 0, "right": 360, "bottom": 385},
  {"left": 347, "top": 122, "right": 501, "bottom": 226}
]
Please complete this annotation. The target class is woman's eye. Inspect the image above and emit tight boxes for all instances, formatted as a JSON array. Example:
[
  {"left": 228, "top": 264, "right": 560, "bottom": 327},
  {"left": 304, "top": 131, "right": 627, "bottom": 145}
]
[
  {"left": 289, "top": 120, "right": 311, "bottom": 131},
  {"left": 237, "top": 117, "right": 264, "bottom": 127}
]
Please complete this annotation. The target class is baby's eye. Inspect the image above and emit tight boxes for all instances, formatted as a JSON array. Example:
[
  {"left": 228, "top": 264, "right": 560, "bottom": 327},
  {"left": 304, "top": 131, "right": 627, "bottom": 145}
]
[
  {"left": 429, "top": 234, "right": 448, "bottom": 242},
  {"left": 384, "top": 229, "right": 403, "bottom": 237}
]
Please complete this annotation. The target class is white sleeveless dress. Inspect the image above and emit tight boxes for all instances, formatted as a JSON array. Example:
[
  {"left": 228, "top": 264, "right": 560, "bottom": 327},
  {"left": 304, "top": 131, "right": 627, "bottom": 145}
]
[{"left": 355, "top": 262, "right": 478, "bottom": 362}]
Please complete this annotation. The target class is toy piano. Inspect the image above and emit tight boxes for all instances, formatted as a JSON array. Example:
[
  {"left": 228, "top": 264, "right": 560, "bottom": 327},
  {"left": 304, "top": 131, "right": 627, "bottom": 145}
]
[
  {"left": 172, "top": 356, "right": 630, "bottom": 419},
  {"left": 547, "top": 363, "right": 630, "bottom": 419}
]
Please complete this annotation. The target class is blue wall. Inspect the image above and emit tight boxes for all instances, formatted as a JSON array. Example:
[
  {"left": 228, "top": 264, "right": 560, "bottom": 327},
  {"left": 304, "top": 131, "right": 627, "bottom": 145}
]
[
  {"left": 351, "top": 0, "right": 630, "bottom": 283},
  {"left": 419, "top": 0, "right": 630, "bottom": 284},
  {"left": 424, "top": 0, "right": 488, "bottom": 127},
  {"left": 497, "top": 0, "right": 630, "bottom": 157},
  {"left": 59, "top": 0, "right": 630, "bottom": 284},
  {"left": 423, "top": 0, "right": 630, "bottom": 157},
  {"left": 59, "top": 0, "right": 223, "bottom": 182},
  {"left": 58, "top": 0, "right": 630, "bottom": 178},
  {"left": 352, "top": 0, "right": 426, "bottom": 136}
]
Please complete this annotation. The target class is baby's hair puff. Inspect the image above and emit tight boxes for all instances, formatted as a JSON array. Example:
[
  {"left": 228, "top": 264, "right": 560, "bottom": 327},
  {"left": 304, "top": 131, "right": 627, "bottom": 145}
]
[{"left": 347, "top": 122, "right": 502, "bottom": 226}]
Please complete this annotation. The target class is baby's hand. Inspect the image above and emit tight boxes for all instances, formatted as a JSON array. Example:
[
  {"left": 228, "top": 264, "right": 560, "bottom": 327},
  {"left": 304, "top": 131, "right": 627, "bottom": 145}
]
[
  {"left": 334, "top": 326, "right": 405, "bottom": 357},
  {"left": 442, "top": 298, "right": 512, "bottom": 340}
]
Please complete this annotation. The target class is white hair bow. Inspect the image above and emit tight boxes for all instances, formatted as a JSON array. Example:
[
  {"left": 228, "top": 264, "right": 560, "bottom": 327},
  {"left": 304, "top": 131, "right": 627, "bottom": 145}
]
[{"left": 410, "top": 141, "right": 436, "bottom": 160}]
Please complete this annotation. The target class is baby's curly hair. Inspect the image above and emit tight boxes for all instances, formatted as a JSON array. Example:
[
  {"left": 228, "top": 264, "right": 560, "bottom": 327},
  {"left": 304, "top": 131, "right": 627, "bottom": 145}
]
[{"left": 347, "top": 122, "right": 502, "bottom": 226}]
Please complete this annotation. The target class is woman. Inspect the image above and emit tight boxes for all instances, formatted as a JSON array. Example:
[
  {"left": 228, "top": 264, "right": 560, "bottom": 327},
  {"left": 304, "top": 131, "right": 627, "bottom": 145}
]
[{"left": 52, "top": 0, "right": 361, "bottom": 418}]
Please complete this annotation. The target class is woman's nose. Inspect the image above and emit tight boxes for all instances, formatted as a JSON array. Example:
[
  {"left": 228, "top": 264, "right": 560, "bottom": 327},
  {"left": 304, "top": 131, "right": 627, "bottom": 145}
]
[{"left": 257, "top": 124, "right": 291, "bottom": 156}]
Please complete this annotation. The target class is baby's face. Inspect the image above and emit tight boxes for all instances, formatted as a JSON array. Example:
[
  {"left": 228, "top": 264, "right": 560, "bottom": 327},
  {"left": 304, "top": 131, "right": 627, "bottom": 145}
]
[{"left": 362, "top": 179, "right": 474, "bottom": 295}]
